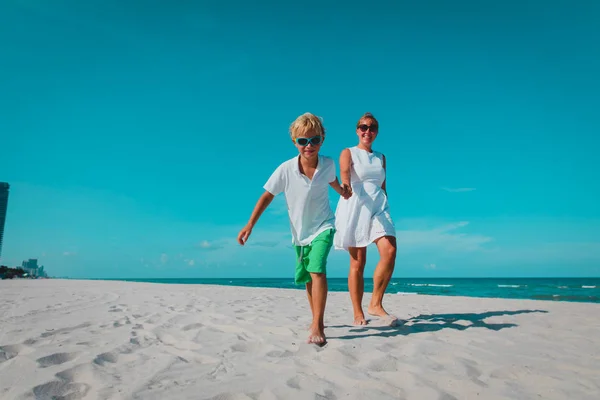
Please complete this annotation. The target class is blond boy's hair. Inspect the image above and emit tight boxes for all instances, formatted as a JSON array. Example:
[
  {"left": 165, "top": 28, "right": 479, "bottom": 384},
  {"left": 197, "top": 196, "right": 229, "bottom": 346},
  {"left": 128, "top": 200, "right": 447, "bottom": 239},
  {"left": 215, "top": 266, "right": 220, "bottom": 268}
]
[{"left": 289, "top": 113, "right": 326, "bottom": 141}]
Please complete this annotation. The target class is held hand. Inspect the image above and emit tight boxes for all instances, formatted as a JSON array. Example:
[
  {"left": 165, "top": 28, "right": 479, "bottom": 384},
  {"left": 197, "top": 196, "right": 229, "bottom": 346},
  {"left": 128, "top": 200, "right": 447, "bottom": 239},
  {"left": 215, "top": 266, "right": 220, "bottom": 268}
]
[
  {"left": 341, "top": 184, "right": 353, "bottom": 200},
  {"left": 237, "top": 225, "right": 253, "bottom": 245}
]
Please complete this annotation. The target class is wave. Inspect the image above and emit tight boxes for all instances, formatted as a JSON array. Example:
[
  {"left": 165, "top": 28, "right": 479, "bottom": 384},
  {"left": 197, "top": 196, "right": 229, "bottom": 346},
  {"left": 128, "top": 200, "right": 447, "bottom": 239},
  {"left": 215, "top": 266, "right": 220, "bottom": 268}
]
[
  {"left": 582, "top": 286, "right": 596, "bottom": 289},
  {"left": 396, "top": 292, "right": 419, "bottom": 295},
  {"left": 408, "top": 283, "right": 454, "bottom": 288},
  {"left": 497, "top": 284, "right": 526, "bottom": 288},
  {"left": 533, "top": 294, "right": 599, "bottom": 302}
]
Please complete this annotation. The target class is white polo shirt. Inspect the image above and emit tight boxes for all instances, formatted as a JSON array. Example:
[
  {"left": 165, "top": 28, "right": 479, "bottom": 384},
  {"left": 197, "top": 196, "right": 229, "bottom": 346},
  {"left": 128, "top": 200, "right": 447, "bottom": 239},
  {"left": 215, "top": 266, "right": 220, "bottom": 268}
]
[{"left": 264, "top": 155, "right": 337, "bottom": 246}]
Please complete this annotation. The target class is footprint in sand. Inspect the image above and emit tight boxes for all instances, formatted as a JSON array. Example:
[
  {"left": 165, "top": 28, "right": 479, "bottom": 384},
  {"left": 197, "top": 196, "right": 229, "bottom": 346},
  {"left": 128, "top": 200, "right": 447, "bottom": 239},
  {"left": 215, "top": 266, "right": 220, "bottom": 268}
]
[
  {"left": 294, "top": 343, "right": 327, "bottom": 356},
  {"left": 206, "top": 392, "right": 255, "bottom": 400},
  {"left": 55, "top": 363, "right": 96, "bottom": 382},
  {"left": 129, "top": 332, "right": 158, "bottom": 348},
  {"left": 36, "top": 352, "right": 79, "bottom": 368},
  {"left": 0, "top": 344, "right": 25, "bottom": 363},
  {"left": 154, "top": 331, "right": 202, "bottom": 350},
  {"left": 458, "top": 357, "right": 487, "bottom": 387},
  {"left": 286, "top": 376, "right": 301, "bottom": 389},
  {"left": 317, "top": 346, "right": 358, "bottom": 365},
  {"left": 182, "top": 323, "right": 203, "bottom": 331},
  {"left": 40, "top": 322, "right": 92, "bottom": 338},
  {"left": 33, "top": 380, "right": 90, "bottom": 400},
  {"left": 144, "top": 314, "right": 162, "bottom": 324},
  {"left": 113, "top": 316, "right": 132, "bottom": 327},
  {"left": 229, "top": 342, "right": 264, "bottom": 353},
  {"left": 266, "top": 349, "right": 294, "bottom": 358},
  {"left": 366, "top": 354, "right": 399, "bottom": 372},
  {"left": 315, "top": 390, "right": 337, "bottom": 400},
  {"left": 33, "top": 364, "right": 94, "bottom": 400},
  {"left": 93, "top": 351, "right": 118, "bottom": 366},
  {"left": 438, "top": 393, "right": 460, "bottom": 400}
]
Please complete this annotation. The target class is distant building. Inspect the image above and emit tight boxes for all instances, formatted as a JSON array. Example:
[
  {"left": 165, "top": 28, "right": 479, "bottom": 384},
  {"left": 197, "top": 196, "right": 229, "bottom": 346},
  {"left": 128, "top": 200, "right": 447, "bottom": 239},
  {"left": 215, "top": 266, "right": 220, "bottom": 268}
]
[
  {"left": 0, "top": 182, "right": 8, "bottom": 261},
  {"left": 21, "top": 258, "right": 47, "bottom": 278}
]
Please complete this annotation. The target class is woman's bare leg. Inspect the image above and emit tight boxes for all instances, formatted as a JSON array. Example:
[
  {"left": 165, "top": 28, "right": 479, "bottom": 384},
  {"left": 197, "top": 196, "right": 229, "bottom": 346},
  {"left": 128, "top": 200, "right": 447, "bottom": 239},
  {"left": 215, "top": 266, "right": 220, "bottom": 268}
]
[
  {"left": 368, "top": 236, "right": 397, "bottom": 322},
  {"left": 348, "top": 247, "right": 367, "bottom": 325}
]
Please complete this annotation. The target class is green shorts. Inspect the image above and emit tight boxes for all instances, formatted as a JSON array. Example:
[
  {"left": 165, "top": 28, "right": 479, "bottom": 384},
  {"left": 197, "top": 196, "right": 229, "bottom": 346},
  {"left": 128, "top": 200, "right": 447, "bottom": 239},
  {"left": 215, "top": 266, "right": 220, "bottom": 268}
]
[{"left": 293, "top": 229, "right": 335, "bottom": 285}]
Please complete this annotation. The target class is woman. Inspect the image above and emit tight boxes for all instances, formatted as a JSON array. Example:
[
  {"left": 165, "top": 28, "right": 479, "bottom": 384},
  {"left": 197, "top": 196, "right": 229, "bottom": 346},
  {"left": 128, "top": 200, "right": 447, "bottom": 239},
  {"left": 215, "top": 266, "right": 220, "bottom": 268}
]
[{"left": 334, "top": 112, "right": 397, "bottom": 326}]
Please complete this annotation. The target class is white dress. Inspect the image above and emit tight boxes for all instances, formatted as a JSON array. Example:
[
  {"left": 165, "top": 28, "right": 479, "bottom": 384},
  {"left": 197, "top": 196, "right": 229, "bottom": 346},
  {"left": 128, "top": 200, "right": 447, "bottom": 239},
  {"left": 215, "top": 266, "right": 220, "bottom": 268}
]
[{"left": 334, "top": 146, "right": 396, "bottom": 250}]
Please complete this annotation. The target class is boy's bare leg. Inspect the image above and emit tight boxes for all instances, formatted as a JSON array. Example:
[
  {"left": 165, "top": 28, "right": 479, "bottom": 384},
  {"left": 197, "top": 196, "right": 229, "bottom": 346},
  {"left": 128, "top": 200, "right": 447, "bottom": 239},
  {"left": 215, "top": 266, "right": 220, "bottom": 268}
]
[
  {"left": 368, "top": 236, "right": 397, "bottom": 323},
  {"left": 305, "top": 281, "right": 314, "bottom": 330},
  {"left": 348, "top": 247, "right": 367, "bottom": 325},
  {"left": 307, "top": 272, "right": 327, "bottom": 345}
]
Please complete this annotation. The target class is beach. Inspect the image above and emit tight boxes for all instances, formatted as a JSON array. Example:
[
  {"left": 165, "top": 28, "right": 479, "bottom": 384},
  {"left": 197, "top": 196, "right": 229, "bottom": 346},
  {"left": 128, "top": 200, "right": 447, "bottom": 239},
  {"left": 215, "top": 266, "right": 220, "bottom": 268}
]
[{"left": 1, "top": 279, "right": 599, "bottom": 400}]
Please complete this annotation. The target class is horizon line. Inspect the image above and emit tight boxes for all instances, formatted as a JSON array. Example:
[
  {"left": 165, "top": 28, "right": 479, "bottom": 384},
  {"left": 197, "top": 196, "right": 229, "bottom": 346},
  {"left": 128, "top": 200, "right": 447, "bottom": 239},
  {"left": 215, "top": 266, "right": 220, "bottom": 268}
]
[{"left": 65, "top": 276, "right": 600, "bottom": 280}]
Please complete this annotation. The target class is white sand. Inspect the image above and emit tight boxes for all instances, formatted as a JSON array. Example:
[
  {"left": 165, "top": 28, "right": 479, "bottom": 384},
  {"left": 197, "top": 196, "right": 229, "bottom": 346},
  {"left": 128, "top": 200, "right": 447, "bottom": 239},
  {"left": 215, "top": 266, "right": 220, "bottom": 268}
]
[{"left": 1, "top": 279, "right": 599, "bottom": 400}]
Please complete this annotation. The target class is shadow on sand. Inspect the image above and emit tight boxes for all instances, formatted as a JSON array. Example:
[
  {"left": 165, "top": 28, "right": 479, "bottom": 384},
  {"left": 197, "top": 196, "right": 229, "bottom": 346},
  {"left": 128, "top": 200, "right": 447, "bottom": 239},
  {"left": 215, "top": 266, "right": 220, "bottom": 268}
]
[{"left": 328, "top": 309, "right": 549, "bottom": 340}]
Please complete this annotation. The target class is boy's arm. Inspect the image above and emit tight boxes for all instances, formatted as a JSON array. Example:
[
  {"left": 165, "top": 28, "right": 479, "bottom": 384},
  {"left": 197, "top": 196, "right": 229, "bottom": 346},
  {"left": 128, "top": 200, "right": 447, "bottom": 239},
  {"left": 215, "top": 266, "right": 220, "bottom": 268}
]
[
  {"left": 237, "top": 191, "right": 275, "bottom": 245},
  {"left": 329, "top": 177, "right": 351, "bottom": 199}
]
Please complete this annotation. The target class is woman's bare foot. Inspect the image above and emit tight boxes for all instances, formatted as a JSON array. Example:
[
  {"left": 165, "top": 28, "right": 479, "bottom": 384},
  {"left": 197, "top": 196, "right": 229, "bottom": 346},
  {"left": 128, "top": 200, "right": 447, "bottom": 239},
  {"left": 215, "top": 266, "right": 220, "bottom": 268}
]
[
  {"left": 368, "top": 305, "right": 398, "bottom": 325},
  {"left": 307, "top": 324, "right": 326, "bottom": 346}
]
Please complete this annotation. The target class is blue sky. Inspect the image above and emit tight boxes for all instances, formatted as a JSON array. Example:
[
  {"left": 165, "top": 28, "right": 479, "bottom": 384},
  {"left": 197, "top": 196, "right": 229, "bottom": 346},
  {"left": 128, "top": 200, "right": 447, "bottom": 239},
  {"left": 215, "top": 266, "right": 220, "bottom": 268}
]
[{"left": 1, "top": 0, "right": 599, "bottom": 278}]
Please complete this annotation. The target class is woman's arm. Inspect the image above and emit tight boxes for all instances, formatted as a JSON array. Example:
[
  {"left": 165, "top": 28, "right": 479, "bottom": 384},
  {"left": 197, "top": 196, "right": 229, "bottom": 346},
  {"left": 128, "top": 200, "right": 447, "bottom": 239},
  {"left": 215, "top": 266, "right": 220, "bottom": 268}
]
[
  {"left": 381, "top": 153, "right": 387, "bottom": 195},
  {"left": 339, "top": 148, "right": 352, "bottom": 192}
]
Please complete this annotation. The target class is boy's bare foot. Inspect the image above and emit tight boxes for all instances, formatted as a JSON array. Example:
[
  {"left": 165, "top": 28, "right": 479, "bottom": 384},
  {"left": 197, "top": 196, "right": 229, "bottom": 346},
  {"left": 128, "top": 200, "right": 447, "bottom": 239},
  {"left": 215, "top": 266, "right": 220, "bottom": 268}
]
[
  {"left": 307, "top": 324, "right": 326, "bottom": 346},
  {"left": 368, "top": 305, "right": 398, "bottom": 325},
  {"left": 353, "top": 314, "right": 367, "bottom": 325}
]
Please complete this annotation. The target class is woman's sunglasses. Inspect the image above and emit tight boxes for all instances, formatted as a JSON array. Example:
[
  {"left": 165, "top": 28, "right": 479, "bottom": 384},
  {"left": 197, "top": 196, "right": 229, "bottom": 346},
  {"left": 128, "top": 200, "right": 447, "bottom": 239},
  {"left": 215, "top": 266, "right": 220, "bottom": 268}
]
[
  {"left": 296, "top": 136, "right": 323, "bottom": 147},
  {"left": 358, "top": 124, "right": 378, "bottom": 133}
]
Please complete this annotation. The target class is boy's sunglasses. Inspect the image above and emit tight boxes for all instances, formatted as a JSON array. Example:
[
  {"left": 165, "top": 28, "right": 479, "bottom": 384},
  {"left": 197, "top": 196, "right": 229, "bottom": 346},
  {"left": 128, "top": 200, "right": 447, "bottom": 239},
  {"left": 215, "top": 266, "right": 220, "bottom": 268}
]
[
  {"left": 358, "top": 124, "right": 378, "bottom": 133},
  {"left": 296, "top": 136, "right": 322, "bottom": 146}
]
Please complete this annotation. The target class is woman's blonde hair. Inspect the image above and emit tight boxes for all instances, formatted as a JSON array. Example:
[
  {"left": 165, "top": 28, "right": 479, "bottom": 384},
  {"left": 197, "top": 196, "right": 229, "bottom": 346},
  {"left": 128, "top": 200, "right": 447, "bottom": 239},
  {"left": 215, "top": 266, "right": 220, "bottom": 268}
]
[
  {"left": 289, "top": 113, "right": 326, "bottom": 141},
  {"left": 357, "top": 112, "right": 379, "bottom": 129}
]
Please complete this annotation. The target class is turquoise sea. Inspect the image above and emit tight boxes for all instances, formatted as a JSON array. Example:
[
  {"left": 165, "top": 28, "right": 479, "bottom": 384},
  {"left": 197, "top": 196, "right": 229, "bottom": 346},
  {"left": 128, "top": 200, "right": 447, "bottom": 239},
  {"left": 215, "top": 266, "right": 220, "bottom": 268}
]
[{"left": 113, "top": 277, "right": 600, "bottom": 303}]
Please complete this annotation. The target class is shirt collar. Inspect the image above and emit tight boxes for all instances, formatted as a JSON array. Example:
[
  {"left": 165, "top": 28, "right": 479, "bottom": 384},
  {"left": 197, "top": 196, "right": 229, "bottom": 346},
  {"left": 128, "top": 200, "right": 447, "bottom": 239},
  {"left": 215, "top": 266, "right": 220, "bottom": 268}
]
[{"left": 294, "top": 155, "right": 320, "bottom": 175}]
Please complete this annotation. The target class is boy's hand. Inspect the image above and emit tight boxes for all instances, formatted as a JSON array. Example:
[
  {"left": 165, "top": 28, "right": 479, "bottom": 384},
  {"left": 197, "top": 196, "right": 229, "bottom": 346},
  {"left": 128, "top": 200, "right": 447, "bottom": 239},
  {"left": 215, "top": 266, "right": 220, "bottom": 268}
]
[{"left": 237, "top": 225, "right": 253, "bottom": 245}]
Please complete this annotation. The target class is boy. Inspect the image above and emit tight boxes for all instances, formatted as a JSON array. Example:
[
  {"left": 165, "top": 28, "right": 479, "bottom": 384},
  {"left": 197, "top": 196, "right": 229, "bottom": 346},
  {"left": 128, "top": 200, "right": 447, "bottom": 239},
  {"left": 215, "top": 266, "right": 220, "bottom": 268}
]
[{"left": 237, "top": 112, "right": 350, "bottom": 345}]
